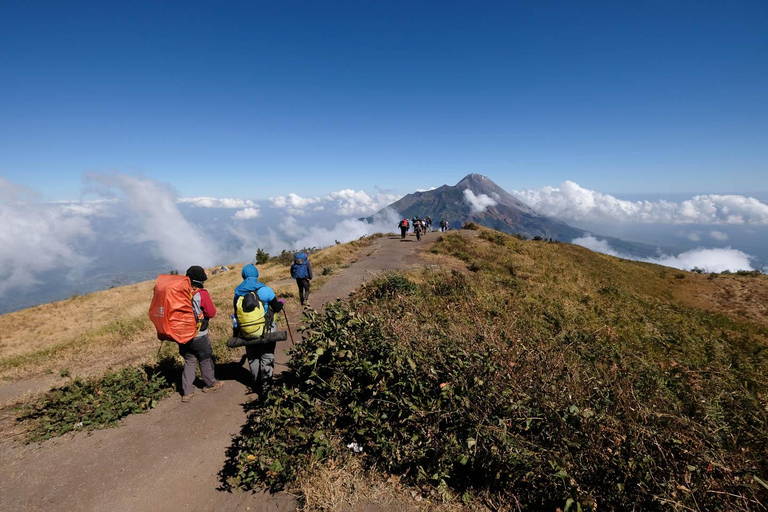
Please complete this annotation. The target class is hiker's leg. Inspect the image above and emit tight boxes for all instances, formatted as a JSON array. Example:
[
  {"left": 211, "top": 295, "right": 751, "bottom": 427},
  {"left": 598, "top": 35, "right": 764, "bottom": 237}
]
[
  {"left": 178, "top": 344, "right": 198, "bottom": 396},
  {"left": 189, "top": 334, "right": 216, "bottom": 387},
  {"left": 259, "top": 341, "right": 277, "bottom": 393},
  {"left": 304, "top": 280, "right": 311, "bottom": 304},
  {"left": 245, "top": 344, "right": 261, "bottom": 384},
  {"left": 296, "top": 279, "right": 304, "bottom": 304}
]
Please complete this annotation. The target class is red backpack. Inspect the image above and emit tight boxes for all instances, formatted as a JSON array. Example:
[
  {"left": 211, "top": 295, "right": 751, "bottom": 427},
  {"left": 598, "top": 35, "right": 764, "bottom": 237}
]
[{"left": 148, "top": 275, "right": 203, "bottom": 344}]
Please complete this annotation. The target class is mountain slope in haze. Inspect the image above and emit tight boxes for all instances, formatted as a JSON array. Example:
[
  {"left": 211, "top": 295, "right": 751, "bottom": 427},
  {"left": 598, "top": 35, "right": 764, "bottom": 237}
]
[{"left": 371, "top": 173, "right": 656, "bottom": 257}]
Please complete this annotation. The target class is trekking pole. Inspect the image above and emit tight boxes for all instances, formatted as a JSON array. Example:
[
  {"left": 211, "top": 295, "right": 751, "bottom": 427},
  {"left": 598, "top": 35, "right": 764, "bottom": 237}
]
[{"left": 282, "top": 309, "right": 295, "bottom": 345}]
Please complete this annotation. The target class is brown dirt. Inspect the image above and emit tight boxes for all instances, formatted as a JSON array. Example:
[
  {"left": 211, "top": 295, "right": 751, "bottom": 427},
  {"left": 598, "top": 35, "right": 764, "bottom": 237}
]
[
  {"left": 0, "top": 230, "right": 439, "bottom": 512},
  {"left": 671, "top": 272, "right": 768, "bottom": 329}
]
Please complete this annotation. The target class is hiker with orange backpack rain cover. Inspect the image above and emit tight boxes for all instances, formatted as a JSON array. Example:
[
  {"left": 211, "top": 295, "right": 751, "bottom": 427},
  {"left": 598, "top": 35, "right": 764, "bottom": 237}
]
[
  {"left": 398, "top": 218, "right": 409, "bottom": 239},
  {"left": 178, "top": 266, "right": 223, "bottom": 402},
  {"left": 148, "top": 266, "right": 223, "bottom": 402}
]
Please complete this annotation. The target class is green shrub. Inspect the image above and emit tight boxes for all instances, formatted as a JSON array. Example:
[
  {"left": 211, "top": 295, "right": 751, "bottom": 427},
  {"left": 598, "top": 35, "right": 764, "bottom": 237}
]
[{"left": 255, "top": 248, "right": 270, "bottom": 265}]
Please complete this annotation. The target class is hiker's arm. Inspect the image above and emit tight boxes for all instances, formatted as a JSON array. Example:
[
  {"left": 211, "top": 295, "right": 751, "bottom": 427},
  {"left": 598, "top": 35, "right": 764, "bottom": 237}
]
[
  {"left": 269, "top": 297, "right": 284, "bottom": 313},
  {"left": 259, "top": 287, "right": 284, "bottom": 313},
  {"left": 308, "top": 261, "right": 313, "bottom": 280},
  {"left": 199, "top": 289, "right": 217, "bottom": 318}
]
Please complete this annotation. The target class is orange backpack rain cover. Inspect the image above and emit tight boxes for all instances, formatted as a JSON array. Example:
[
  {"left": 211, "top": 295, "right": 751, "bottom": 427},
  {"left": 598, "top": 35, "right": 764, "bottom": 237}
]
[{"left": 148, "top": 275, "right": 200, "bottom": 344}]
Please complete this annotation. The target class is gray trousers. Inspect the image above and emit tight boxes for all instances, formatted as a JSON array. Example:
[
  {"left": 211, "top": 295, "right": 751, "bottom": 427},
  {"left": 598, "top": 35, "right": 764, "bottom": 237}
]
[
  {"left": 178, "top": 333, "right": 216, "bottom": 396},
  {"left": 245, "top": 340, "right": 276, "bottom": 391}
]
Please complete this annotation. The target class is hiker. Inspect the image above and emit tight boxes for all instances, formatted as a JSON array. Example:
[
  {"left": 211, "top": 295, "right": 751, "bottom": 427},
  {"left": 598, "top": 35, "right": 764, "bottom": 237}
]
[
  {"left": 179, "top": 266, "right": 223, "bottom": 403},
  {"left": 233, "top": 264, "right": 285, "bottom": 395},
  {"left": 414, "top": 220, "right": 423, "bottom": 241},
  {"left": 290, "top": 251, "right": 313, "bottom": 306},
  {"left": 398, "top": 218, "right": 409, "bottom": 239},
  {"left": 425, "top": 216, "right": 432, "bottom": 232}
]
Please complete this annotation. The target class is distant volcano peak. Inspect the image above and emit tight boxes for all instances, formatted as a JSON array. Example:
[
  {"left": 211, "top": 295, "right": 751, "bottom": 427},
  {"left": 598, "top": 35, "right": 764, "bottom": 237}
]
[{"left": 456, "top": 173, "right": 491, "bottom": 188}]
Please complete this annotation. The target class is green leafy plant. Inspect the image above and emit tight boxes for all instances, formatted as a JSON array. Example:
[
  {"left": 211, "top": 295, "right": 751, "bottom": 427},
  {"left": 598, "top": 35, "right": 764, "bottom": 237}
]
[{"left": 255, "top": 248, "right": 270, "bottom": 265}]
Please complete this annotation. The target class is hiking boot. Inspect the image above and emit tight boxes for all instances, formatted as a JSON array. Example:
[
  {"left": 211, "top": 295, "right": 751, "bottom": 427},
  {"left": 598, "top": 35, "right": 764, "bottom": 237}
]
[
  {"left": 181, "top": 393, "right": 194, "bottom": 403},
  {"left": 202, "top": 381, "right": 224, "bottom": 393}
]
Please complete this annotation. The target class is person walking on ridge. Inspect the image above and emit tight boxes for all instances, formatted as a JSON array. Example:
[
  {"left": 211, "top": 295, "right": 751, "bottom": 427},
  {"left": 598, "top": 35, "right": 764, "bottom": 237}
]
[
  {"left": 398, "top": 218, "right": 409, "bottom": 239},
  {"left": 179, "top": 266, "right": 223, "bottom": 402},
  {"left": 233, "top": 264, "right": 285, "bottom": 396},
  {"left": 290, "top": 251, "right": 313, "bottom": 306}
]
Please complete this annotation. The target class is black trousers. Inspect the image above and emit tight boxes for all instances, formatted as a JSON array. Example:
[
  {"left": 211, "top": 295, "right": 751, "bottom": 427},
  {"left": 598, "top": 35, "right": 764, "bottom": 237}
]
[{"left": 296, "top": 278, "right": 311, "bottom": 304}]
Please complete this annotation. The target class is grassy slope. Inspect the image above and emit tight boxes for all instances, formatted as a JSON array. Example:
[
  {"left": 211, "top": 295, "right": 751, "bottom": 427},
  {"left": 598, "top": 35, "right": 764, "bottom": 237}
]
[{"left": 229, "top": 227, "right": 767, "bottom": 511}]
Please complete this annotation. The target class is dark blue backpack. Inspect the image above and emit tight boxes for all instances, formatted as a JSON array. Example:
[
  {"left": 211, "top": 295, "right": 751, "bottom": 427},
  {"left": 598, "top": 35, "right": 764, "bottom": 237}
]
[{"left": 291, "top": 252, "right": 310, "bottom": 279}]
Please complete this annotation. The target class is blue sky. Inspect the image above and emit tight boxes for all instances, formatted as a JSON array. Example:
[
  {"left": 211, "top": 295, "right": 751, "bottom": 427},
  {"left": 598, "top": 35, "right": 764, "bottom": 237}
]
[{"left": 1, "top": 1, "right": 767, "bottom": 201}]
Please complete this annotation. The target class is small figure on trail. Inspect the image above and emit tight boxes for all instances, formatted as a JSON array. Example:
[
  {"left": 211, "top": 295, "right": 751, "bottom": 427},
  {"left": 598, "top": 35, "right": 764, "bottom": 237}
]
[
  {"left": 425, "top": 216, "right": 432, "bottom": 232},
  {"left": 440, "top": 219, "right": 449, "bottom": 232},
  {"left": 398, "top": 218, "right": 410, "bottom": 239},
  {"left": 233, "top": 264, "right": 285, "bottom": 396},
  {"left": 180, "top": 266, "right": 223, "bottom": 403},
  {"left": 414, "top": 219, "right": 423, "bottom": 241},
  {"left": 290, "top": 251, "right": 313, "bottom": 306}
]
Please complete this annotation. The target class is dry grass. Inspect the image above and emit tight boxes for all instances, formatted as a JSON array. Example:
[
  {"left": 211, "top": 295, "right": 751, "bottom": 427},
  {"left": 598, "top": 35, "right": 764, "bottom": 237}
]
[{"left": 297, "top": 456, "right": 488, "bottom": 512}]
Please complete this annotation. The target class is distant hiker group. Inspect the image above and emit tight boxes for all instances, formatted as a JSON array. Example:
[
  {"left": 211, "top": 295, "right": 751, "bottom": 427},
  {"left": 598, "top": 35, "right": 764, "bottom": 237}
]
[
  {"left": 149, "top": 250, "right": 315, "bottom": 402},
  {"left": 398, "top": 215, "right": 448, "bottom": 239}
]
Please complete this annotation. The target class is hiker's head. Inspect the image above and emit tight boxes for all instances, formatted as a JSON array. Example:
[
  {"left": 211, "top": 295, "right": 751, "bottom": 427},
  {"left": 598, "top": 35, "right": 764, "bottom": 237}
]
[
  {"left": 241, "top": 264, "right": 259, "bottom": 280},
  {"left": 185, "top": 265, "right": 207, "bottom": 288}
]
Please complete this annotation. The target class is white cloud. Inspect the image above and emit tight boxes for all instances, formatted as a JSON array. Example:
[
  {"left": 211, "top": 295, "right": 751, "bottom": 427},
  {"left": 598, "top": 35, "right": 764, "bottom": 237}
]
[
  {"left": 232, "top": 207, "right": 261, "bottom": 220},
  {"left": 268, "top": 193, "right": 322, "bottom": 215},
  {"left": 514, "top": 181, "right": 768, "bottom": 225},
  {"left": 86, "top": 173, "right": 220, "bottom": 269},
  {"left": 178, "top": 197, "right": 256, "bottom": 209},
  {"left": 573, "top": 235, "right": 754, "bottom": 273},
  {"left": 417, "top": 187, "right": 437, "bottom": 192},
  {"left": 686, "top": 232, "right": 701, "bottom": 242},
  {"left": 571, "top": 235, "right": 623, "bottom": 257},
  {"left": 269, "top": 189, "right": 401, "bottom": 217},
  {"left": 463, "top": 189, "right": 498, "bottom": 213},
  {"left": 0, "top": 199, "right": 93, "bottom": 294},
  {"left": 709, "top": 230, "right": 729, "bottom": 241},
  {"left": 325, "top": 189, "right": 401, "bottom": 216}
]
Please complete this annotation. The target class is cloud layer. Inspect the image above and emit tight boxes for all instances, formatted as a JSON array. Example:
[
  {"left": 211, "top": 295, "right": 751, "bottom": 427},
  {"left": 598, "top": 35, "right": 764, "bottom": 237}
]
[
  {"left": 0, "top": 201, "right": 93, "bottom": 294},
  {"left": 514, "top": 181, "right": 768, "bottom": 225},
  {"left": 86, "top": 173, "right": 220, "bottom": 269},
  {"left": 178, "top": 197, "right": 256, "bottom": 209},
  {"left": 573, "top": 235, "right": 754, "bottom": 273},
  {"left": 269, "top": 189, "right": 401, "bottom": 217}
]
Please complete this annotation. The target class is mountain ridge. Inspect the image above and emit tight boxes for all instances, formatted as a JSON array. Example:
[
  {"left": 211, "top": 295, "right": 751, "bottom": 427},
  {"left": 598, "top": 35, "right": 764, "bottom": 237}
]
[{"left": 370, "top": 173, "right": 657, "bottom": 257}]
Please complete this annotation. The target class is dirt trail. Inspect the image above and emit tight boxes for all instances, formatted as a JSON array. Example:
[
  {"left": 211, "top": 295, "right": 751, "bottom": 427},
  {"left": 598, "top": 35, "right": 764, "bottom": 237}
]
[{"left": 0, "top": 231, "right": 440, "bottom": 512}]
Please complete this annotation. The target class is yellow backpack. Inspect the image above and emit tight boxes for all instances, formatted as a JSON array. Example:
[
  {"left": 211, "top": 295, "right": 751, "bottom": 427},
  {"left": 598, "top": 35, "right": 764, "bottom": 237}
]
[{"left": 235, "top": 292, "right": 268, "bottom": 339}]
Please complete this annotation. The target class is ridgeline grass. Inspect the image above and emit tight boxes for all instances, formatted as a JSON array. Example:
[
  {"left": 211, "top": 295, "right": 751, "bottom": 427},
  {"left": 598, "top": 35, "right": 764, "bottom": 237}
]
[{"left": 225, "top": 228, "right": 768, "bottom": 511}]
